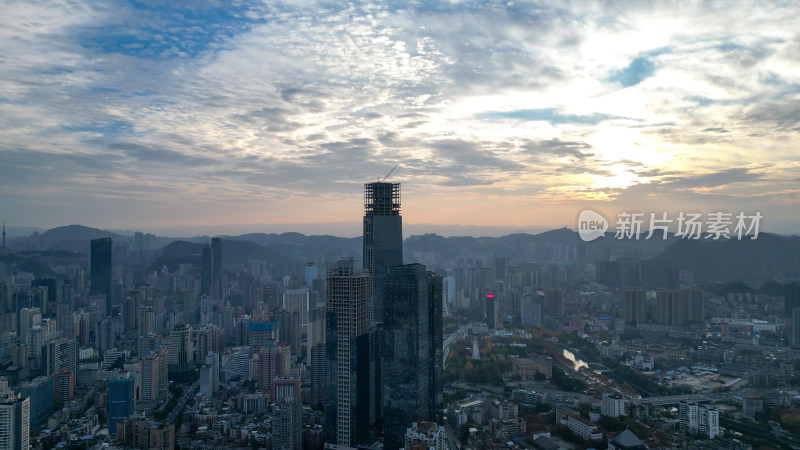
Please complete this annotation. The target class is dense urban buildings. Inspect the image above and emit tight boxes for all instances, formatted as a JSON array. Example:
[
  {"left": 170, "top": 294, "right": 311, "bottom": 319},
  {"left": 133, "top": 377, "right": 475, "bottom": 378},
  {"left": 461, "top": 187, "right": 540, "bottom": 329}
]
[{"left": 1, "top": 177, "right": 799, "bottom": 450}]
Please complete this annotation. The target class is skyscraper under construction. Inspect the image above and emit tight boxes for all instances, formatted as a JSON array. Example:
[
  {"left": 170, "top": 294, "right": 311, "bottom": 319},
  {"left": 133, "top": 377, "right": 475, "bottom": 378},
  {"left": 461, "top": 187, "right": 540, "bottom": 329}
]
[{"left": 363, "top": 181, "right": 402, "bottom": 325}]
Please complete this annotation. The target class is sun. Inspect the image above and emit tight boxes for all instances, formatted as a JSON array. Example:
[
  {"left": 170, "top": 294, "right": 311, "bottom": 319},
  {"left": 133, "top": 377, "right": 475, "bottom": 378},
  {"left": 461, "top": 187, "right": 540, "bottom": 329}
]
[{"left": 591, "top": 163, "right": 642, "bottom": 189}]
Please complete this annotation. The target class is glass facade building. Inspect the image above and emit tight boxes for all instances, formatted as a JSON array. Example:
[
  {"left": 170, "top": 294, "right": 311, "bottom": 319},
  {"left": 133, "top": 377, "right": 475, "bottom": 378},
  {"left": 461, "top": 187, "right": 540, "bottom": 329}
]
[
  {"left": 383, "top": 264, "right": 442, "bottom": 450},
  {"left": 363, "top": 181, "right": 402, "bottom": 325}
]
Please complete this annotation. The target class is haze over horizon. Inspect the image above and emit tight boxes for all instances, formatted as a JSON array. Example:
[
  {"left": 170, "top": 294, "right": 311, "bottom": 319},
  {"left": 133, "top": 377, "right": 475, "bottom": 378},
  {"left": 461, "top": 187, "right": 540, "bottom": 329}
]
[
  {"left": 2, "top": 1, "right": 800, "bottom": 235},
  {"left": 0, "top": 221, "right": 555, "bottom": 239}
]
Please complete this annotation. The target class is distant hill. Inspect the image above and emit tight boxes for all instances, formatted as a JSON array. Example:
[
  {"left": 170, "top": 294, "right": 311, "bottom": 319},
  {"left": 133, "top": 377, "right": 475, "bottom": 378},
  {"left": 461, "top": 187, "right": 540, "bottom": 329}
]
[
  {"left": 646, "top": 233, "right": 800, "bottom": 282},
  {"left": 8, "top": 225, "right": 129, "bottom": 254},
  {"left": 0, "top": 252, "right": 59, "bottom": 278},
  {"left": 39, "top": 224, "right": 128, "bottom": 241},
  {"left": 222, "top": 232, "right": 362, "bottom": 263},
  {"left": 149, "top": 238, "right": 298, "bottom": 275},
  {"left": 404, "top": 228, "right": 677, "bottom": 265},
  {"left": 161, "top": 240, "right": 204, "bottom": 258}
]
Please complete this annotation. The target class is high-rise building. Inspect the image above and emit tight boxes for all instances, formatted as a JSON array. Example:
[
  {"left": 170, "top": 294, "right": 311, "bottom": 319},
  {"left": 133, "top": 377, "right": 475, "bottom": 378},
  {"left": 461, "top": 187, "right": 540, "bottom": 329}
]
[
  {"left": 485, "top": 293, "right": 497, "bottom": 330},
  {"left": 683, "top": 288, "right": 704, "bottom": 323},
  {"left": 167, "top": 324, "right": 193, "bottom": 375},
  {"left": 18, "top": 375, "right": 54, "bottom": 429},
  {"left": 273, "top": 376, "right": 301, "bottom": 403},
  {"left": 201, "top": 245, "right": 212, "bottom": 297},
  {"left": 310, "top": 343, "right": 326, "bottom": 409},
  {"left": 137, "top": 332, "right": 159, "bottom": 356},
  {"left": 383, "top": 264, "right": 442, "bottom": 450},
  {"left": 248, "top": 322, "right": 278, "bottom": 349},
  {"left": 18, "top": 307, "right": 41, "bottom": 343},
  {"left": 137, "top": 305, "right": 155, "bottom": 337},
  {"left": 304, "top": 424, "right": 325, "bottom": 450},
  {"left": 680, "top": 401, "right": 719, "bottom": 439},
  {"left": 211, "top": 237, "right": 222, "bottom": 299},
  {"left": 52, "top": 369, "right": 74, "bottom": 408},
  {"left": 305, "top": 262, "right": 317, "bottom": 287},
  {"left": 698, "top": 406, "right": 719, "bottom": 439},
  {"left": 307, "top": 306, "right": 326, "bottom": 363},
  {"left": 91, "top": 237, "right": 112, "bottom": 316},
  {"left": 656, "top": 290, "right": 682, "bottom": 326},
  {"left": 0, "top": 282, "right": 11, "bottom": 313},
  {"left": 273, "top": 397, "right": 302, "bottom": 450},
  {"left": 601, "top": 393, "right": 625, "bottom": 418},
  {"left": 363, "top": 181, "right": 402, "bottom": 325},
  {"left": 622, "top": 288, "right": 646, "bottom": 325},
  {"left": 27, "top": 326, "right": 44, "bottom": 370},
  {"left": 427, "top": 271, "right": 443, "bottom": 424},
  {"left": 121, "top": 295, "right": 137, "bottom": 334},
  {"left": 194, "top": 325, "right": 223, "bottom": 362},
  {"left": 45, "top": 337, "right": 77, "bottom": 376},
  {"left": 324, "top": 260, "right": 373, "bottom": 448},
  {"left": 793, "top": 307, "right": 800, "bottom": 348},
  {"left": 283, "top": 288, "right": 310, "bottom": 324},
  {"left": 198, "top": 364, "right": 213, "bottom": 400},
  {"left": 108, "top": 372, "right": 135, "bottom": 435},
  {"left": 249, "top": 344, "right": 290, "bottom": 396},
  {"left": 656, "top": 289, "right": 704, "bottom": 326},
  {"left": 141, "top": 347, "right": 168, "bottom": 403},
  {"left": 784, "top": 282, "right": 800, "bottom": 317},
  {"left": 0, "top": 387, "right": 30, "bottom": 450},
  {"left": 679, "top": 401, "right": 698, "bottom": 432},
  {"left": 519, "top": 294, "right": 543, "bottom": 327},
  {"left": 312, "top": 278, "right": 326, "bottom": 306},
  {"left": 275, "top": 309, "right": 302, "bottom": 355},
  {"left": 31, "top": 278, "right": 56, "bottom": 312},
  {"left": 229, "top": 347, "right": 251, "bottom": 380},
  {"left": 544, "top": 289, "right": 564, "bottom": 317},
  {"left": 199, "top": 351, "right": 219, "bottom": 400},
  {"left": 443, "top": 276, "right": 455, "bottom": 311}
]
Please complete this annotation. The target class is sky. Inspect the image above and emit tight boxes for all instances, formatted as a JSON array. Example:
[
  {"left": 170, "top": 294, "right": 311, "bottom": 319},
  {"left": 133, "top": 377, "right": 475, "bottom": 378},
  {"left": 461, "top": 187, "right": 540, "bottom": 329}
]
[{"left": 1, "top": 0, "right": 800, "bottom": 236}]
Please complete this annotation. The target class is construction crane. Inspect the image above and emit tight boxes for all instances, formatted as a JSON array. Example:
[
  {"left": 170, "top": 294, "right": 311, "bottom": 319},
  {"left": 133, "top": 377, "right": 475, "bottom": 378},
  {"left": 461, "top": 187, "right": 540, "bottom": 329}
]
[{"left": 378, "top": 164, "right": 398, "bottom": 182}]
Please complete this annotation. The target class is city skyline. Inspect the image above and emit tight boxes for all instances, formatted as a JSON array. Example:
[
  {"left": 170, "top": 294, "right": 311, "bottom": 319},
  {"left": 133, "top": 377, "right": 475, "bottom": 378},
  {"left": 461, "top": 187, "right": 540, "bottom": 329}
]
[
  {"left": 1, "top": 157, "right": 800, "bottom": 448},
  {"left": 2, "top": 1, "right": 800, "bottom": 234}
]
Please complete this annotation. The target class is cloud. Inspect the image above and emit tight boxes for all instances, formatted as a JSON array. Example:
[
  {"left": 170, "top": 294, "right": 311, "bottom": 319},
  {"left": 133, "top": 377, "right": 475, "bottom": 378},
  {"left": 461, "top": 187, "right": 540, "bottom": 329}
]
[
  {"left": 428, "top": 139, "right": 524, "bottom": 172},
  {"left": 521, "top": 139, "right": 595, "bottom": 160},
  {"left": 1, "top": 0, "right": 800, "bottom": 231},
  {"left": 660, "top": 168, "right": 764, "bottom": 189}
]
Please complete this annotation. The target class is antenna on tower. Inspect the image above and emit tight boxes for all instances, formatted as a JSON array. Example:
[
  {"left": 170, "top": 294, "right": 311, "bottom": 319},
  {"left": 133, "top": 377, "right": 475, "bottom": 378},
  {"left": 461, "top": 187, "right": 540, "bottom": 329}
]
[{"left": 379, "top": 164, "right": 398, "bottom": 182}]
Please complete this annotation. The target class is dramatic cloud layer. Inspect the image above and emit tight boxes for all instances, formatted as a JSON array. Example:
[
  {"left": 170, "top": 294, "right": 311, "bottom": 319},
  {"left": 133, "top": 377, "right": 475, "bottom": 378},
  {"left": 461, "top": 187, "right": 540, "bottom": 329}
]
[{"left": 1, "top": 0, "right": 799, "bottom": 233}]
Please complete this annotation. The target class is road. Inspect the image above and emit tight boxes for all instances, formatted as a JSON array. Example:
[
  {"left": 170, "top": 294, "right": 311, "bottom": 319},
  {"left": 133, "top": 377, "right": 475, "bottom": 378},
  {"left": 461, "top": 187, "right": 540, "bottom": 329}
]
[
  {"left": 168, "top": 381, "right": 199, "bottom": 424},
  {"left": 443, "top": 325, "right": 470, "bottom": 368},
  {"left": 720, "top": 417, "right": 800, "bottom": 448},
  {"left": 631, "top": 392, "right": 719, "bottom": 406},
  {"left": 442, "top": 424, "right": 461, "bottom": 450}
]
